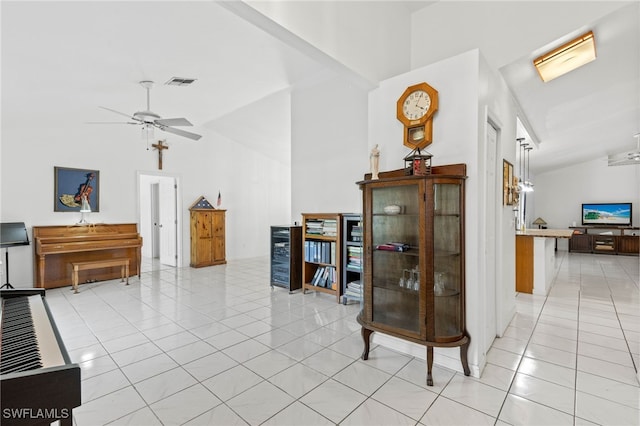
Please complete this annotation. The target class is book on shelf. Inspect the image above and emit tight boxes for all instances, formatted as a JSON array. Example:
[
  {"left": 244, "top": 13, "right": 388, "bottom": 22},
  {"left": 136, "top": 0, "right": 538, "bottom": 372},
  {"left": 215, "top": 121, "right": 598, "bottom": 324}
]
[
  {"left": 350, "top": 222, "right": 363, "bottom": 242},
  {"left": 375, "top": 242, "right": 410, "bottom": 252},
  {"left": 345, "top": 279, "right": 362, "bottom": 298},
  {"left": 347, "top": 246, "right": 362, "bottom": 269},
  {"left": 310, "top": 265, "right": 336, "bottom": 289},
  {"left": 347, "top": 280, "right": 361, "bottom": 290},
  {"left": 305, "top": 219, "right": 324, "bottom": 235},
  {"left": 305, "top": 218, "right": 340, "bottom": 238},
  {"left": 304, "top": 240, "right": 336, "bottom": 264},
  {"left": 322, "top": 219, "right": 337, "bottom": 237}
]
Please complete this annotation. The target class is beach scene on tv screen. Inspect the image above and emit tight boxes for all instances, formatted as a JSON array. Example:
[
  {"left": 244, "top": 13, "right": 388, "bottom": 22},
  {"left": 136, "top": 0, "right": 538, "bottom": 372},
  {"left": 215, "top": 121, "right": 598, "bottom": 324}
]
[{"left": 583, "top": 204, "right": 631, "bottom": 225}]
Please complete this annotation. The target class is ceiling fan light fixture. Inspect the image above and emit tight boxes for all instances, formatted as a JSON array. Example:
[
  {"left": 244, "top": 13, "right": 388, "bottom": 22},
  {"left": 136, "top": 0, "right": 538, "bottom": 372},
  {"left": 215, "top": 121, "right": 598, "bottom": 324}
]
[
  {"left": 534, "top": 31, "right": 596, "bottom": 82},
  {"left": 133, "top": 110, "right": 161, "bottom": 121},
  {"left": 141, "top": 123, "right": 154, "bottom": 140}
]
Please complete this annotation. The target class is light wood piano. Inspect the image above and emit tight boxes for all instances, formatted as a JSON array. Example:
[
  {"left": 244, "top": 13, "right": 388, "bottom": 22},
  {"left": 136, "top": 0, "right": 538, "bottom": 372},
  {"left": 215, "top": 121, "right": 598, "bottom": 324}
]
[{"left": 33, "top": 223, "right": 142, "bottom": 289}]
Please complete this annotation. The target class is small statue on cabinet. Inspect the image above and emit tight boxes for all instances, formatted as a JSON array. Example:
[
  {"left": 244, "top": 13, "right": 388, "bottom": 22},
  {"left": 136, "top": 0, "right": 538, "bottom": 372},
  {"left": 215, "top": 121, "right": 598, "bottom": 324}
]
[{"left": 370, "top": 144, "right": 380, "bottom": 179}]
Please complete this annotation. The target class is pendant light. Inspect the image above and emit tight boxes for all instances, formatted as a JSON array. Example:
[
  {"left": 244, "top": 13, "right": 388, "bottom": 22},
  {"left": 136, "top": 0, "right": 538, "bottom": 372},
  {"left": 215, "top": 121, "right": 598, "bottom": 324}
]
[
  {"left": 524, "top": 145, "right": 534, "bottom": 192},
  {"left": 517, "top": 138, "right": 534, "bottom": 192}
]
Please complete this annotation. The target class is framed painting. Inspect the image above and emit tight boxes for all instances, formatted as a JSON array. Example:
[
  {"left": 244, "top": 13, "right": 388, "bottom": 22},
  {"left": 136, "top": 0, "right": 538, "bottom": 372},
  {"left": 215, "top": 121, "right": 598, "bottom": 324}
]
[
  {"left": 54, "top": 167, "right": 100, "bottom": 212},
  {"left": 503, "top": 160, "right": 513, "bottom": 205}
]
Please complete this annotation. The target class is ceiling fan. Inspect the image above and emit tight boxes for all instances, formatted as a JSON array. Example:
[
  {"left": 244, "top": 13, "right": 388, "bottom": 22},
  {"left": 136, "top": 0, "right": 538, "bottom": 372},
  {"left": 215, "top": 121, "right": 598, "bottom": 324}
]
[
  {"left": 608, "top": 133, "right": 640, "bottom": 166},
  {"left": 91, "top": 81, "right": 202, "bottom": 141}
]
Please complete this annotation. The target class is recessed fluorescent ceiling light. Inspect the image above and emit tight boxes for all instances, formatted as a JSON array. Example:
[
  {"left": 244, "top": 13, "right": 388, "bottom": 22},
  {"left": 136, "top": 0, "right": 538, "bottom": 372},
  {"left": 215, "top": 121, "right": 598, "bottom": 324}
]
[
  {"left": 533, "top": 31, "right": 596, "bottom": 82},
  {"left": 165, "top": 77, "right": 197, "bottom": 86}
]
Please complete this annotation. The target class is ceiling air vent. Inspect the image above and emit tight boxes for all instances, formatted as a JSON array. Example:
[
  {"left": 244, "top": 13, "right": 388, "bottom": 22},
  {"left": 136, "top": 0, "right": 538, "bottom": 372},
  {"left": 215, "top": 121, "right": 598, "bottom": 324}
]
[{"left": 165, "top": 77, "right": 197, "bottom": 86}]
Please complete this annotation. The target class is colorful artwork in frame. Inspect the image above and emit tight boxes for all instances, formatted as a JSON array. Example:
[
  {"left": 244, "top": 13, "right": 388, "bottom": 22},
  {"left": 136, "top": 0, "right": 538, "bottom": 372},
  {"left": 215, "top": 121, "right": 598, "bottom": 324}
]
[
  {"left": 54, "top": 166, "right": 100, "bottom": 212},
  {"left": 503, "top": 160, "right": 514, "bottom": 206}
]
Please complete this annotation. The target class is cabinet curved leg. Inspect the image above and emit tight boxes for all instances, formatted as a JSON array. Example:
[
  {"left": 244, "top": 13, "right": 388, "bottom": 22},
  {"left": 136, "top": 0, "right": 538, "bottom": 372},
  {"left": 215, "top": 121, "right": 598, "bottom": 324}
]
[
  {"left": 361, "top": 327, "right": 373, "bottom": 360},
  {"left": 460, "top": 337, "right": 471, "bottom": 376},
  {"left": 426, "top": 346, "right": 434, "bottom": 386}
]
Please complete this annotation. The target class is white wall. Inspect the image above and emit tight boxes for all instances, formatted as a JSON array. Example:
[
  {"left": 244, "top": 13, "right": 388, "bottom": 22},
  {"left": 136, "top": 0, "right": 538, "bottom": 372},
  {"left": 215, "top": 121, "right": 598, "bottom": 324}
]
[
  {"left": 478, "top": 54, "right": 518, "bottom": 341},
  {"left": 291, "top": 74, "right": 369, "bottom": 220},
  {"left": 368, "top": 49, "right": 518, "bottom": 377},
  {"left": 534, "top": 158, "right": 640, "bottom": 250},
  {"left": 246, "top": 1, "right": 412, "bottom": 83},
  {"left": 0, "top": 120, "right": 292, "bottom": 287}
]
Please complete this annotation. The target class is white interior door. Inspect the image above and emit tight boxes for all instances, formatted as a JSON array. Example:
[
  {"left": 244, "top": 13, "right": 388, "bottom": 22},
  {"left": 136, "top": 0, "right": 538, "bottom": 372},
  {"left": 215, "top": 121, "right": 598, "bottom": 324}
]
[
  {"left": 484, "top": 121, "right": 498, "bottom": 351},
  {"left": 151, "top": 183, "right": 160, "bottom": 258},
  {"left": 158, "top": 178, "right": 177, "bottom": 266}
]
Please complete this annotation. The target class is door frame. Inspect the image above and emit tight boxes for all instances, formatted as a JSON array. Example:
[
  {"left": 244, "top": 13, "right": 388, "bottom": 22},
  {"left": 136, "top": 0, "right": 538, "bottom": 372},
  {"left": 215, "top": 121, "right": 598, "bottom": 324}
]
[
  {"left": 481, "top": 107, "right": 503, "bottom": 352},
  {"left": 137, "top": 170, "right": 183, "bottom": 268}
]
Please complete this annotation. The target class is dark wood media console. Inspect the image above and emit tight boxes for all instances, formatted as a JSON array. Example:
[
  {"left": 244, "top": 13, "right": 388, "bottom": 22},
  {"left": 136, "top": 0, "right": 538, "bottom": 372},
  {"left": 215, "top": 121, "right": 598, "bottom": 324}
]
[{"left": 569, "top": 226, "right": 639, "bottom": 255}]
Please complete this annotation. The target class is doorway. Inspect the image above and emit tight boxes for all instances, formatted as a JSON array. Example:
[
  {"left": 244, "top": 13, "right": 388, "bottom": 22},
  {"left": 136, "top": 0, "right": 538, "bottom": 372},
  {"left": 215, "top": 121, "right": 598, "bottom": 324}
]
[
  {"left": 483, "top": 117, "right": 500, "bottom": 353},
  {"left": 138, "top": 172, "right": 181, "bottom": 268}
]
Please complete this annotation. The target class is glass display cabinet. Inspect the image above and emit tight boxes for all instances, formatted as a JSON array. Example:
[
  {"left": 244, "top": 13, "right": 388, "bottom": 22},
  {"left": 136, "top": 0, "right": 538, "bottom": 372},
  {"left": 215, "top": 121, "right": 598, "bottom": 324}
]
[
  {"left": 270, "top": 225, "right": 302, "bottom": 292},
  {"left": 356, "top": 164, "right": 470, "bottom": 386}
]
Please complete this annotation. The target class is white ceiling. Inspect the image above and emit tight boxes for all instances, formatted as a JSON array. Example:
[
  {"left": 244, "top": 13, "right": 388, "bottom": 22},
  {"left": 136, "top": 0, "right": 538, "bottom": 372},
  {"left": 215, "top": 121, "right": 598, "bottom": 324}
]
[
  {"left": 2, "top": 1, "right": 639, "bottom": 175},
  {"left": 501, "top": 2, "right": 640, "bottom": 174},
  {"left": 1, "top": 0, "right": 327, "bottom": 158}
]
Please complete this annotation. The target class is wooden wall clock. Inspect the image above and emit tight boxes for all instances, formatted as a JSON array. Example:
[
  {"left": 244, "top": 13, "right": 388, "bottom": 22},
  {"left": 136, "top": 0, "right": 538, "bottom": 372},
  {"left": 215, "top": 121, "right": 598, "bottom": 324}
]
[{"left": 396, "top": 82, "right": 439, "bottom": 149}]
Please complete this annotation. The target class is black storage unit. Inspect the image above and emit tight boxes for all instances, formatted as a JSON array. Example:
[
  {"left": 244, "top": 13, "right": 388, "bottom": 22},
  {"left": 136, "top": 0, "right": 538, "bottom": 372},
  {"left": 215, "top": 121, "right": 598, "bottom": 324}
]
[{"left": 270, "top": 226, "right": 302, "bottom": 292}]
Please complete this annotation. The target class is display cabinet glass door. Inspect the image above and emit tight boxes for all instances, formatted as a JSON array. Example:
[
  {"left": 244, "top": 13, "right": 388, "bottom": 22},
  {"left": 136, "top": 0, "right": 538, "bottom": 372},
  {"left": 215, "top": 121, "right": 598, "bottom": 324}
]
[
  {"left": 369, "top": 181, "right": 423, "bottom": 338},
  {"left": 432, "top": 182, "right": 464, "bottom": 342}
]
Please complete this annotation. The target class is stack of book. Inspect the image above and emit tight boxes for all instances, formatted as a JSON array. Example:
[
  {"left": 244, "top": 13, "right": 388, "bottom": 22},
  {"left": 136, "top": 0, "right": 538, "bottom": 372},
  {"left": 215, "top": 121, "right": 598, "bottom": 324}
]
[
  {"left": 322, "top": 219, "right": 337, "bottom": 237},
  {"left": 306, "top": 219, "right": 324, "bottom": 236},
  {"left": 344, "top": 279, "right": 362, "bottom": 300},
  {"left": 346, "top": 246, "right": 362, "bottom": 271},
  {"left": 350, "top": 223, "right": 363, "bottom": 242}
]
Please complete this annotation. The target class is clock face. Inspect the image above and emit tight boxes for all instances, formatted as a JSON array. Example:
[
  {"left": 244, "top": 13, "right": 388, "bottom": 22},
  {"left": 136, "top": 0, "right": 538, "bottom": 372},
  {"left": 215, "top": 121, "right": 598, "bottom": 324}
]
[
  {"left": 396, "top": 82, "right": 438, "bottom": 149},
  {"left": 402, "top": 90, "right": 431, "bottom": 120}
]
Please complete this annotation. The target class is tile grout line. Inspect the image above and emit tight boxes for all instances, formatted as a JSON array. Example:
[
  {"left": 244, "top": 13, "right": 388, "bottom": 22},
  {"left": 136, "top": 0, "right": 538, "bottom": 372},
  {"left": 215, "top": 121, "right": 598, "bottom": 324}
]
[{"left": 494, "top": 251, "right": 574, "bottom": 424}]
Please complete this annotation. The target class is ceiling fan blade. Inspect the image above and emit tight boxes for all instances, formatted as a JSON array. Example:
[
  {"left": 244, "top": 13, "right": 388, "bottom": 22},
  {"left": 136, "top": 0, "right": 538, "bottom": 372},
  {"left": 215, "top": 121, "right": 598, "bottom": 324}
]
[
  {"left": 156, "top": 125, "right": 202, "bottom": 141},
  {"left": 99, "top": 106, "right": 140, "bottom": 121},
  {"left": 155, "top": 117, "right": 193, "bottom": 127},
  {"left": 85, "top": 121, "right": 139, "bottom": 125},
  {"left": 608, "top": 152, "right": 640, "bottom": 166}
]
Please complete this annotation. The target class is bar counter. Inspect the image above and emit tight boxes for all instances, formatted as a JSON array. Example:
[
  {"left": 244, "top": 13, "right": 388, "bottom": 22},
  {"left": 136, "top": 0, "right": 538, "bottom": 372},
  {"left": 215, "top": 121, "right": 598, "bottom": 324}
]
[{"left": 515, "top": 229, "right": 573, "bottom": 295}]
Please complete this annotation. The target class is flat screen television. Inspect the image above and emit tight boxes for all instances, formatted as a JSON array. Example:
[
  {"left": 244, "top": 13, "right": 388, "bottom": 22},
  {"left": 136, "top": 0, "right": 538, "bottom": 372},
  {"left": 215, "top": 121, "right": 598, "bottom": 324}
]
[{"left": 581, "top": 203, "right": 632, "bottom": 226}]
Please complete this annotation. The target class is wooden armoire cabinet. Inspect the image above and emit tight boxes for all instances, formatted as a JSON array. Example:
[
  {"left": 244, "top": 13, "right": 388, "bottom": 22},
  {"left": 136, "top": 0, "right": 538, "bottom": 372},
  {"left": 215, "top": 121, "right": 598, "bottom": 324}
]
[
  {"left": 356, "top": 164, "right": 469, "bottom": 386},
  {"left": 189, "top": 196, "right": 226, "bottom": 267}
]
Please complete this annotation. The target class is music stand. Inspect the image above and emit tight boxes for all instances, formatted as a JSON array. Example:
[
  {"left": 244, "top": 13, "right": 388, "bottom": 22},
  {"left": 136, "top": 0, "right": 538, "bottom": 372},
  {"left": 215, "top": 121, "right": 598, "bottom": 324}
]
[{"left": 0, "top": 222, "right": 30, "bottom": 289}]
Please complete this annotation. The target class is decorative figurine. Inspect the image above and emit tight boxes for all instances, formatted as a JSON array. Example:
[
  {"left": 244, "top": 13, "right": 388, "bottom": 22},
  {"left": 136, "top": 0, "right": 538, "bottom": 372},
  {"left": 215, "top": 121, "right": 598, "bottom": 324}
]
[{"left": 370, "top": 144, "right": 380, "bottom": 180}]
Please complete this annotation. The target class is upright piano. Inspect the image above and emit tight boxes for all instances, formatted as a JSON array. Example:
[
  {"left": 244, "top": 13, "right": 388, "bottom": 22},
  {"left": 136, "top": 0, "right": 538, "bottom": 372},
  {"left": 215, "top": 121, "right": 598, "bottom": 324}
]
[
  {"left": 0, "top": 289, "right": 81, "bottom": 425},
  {"left": 33, "top": 223, "right": 142, "bottom": 289}
]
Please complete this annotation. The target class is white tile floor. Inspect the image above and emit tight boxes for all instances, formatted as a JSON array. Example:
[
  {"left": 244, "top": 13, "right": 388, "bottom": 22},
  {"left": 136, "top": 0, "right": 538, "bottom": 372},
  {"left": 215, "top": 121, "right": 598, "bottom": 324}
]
[{"left": 43, "top": 252, "right": 639, "bottom": 425}]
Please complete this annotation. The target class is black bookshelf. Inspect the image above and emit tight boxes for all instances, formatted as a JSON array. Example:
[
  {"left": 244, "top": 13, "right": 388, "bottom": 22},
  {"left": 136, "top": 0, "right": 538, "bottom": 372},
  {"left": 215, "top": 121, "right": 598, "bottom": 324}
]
[{"left": 341, "top": 214, "right": 362, "bottom": 305}]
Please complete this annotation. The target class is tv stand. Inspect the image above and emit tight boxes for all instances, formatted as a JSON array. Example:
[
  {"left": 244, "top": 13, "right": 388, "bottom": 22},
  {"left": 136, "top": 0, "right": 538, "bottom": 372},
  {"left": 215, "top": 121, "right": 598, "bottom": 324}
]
[{"left": 569, "top": 226, "right": 639, "bottom": 255}]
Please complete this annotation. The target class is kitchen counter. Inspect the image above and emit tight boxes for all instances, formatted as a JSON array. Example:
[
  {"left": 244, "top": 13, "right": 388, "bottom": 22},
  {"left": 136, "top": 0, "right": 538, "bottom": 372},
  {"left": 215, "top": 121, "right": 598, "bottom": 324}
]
[
  {"left": 516, "top": 229, "right": 574, "bottom": 238},
  {"left": 516, "top": 230, "right": 571, "bottom": 295}
]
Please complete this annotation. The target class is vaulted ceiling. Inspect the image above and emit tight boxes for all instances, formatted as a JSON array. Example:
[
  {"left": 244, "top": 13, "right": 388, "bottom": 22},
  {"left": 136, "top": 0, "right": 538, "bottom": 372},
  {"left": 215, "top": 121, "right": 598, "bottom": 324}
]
[
  {"left": 500, "top": 2, "right": 640, "bottom": 173},
  {"left": 2, "top": 1, "right": 638, "bottom": 175}
]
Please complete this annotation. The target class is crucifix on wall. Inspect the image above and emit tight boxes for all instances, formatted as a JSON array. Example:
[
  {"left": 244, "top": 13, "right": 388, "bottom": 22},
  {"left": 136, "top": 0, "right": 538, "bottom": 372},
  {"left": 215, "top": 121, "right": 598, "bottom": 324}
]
[{"left": 152, "top": 140, "right": 169, "bottom": 170}]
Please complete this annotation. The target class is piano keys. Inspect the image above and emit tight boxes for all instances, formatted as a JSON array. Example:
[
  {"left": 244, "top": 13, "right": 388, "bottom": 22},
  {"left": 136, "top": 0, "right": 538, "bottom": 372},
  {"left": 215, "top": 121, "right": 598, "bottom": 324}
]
[
  {"left": 33, "top": 223, "right": 142, "bottom": 289},
  {"left": 0, "top": 289, "right": 81, "bottom": 426}
]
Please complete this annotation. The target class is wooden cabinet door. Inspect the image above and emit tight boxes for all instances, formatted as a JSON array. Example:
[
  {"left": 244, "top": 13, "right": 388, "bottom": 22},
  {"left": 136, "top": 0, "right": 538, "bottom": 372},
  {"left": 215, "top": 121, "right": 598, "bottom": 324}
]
[
  {"left": 569, "top": 234, "right": 592, "bottom": 253},
  {"left": 191, "top": 211, "right": 213, "bottom": 266},
  {"left": 617, "top": 235, "right": 639, "bottom": 255},
  {"left": 212, "top": 212, "right": 225, "bottom": 262},
  {"left": 197, "top": 212, "right": 214, "bottom": 264}
]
